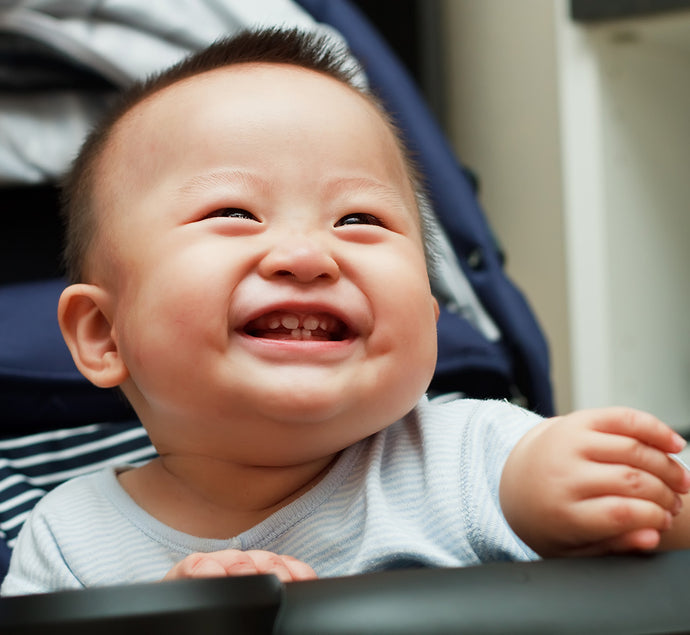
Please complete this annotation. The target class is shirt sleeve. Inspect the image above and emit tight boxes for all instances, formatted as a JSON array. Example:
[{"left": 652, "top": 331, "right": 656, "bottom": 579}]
[
  {"left": 1, "top": 500, "right": 83, "bottom": 596},
  {"left": 457, "top": 399, "right": 542, "bottom": 563}
]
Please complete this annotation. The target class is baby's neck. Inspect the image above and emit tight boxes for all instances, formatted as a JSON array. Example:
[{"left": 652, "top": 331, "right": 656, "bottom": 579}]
[{"left": 118, "top": 453, "right": 338, "bottom": 538}]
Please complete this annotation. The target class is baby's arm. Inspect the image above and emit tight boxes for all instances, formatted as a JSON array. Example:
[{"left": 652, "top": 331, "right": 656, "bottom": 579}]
[
  {"left": 500, "top": 407, "right": 690, "bottom": 557},
  {"left": 163, "top": 550, "right": 317, "bottom": 583}
]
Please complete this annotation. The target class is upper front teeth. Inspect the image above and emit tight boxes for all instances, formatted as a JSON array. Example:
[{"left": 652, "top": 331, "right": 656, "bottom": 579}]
[
  {"left": 244, "top": 311, "right": 346, "bottom": 341},
  {"left": 275, "top": 313, "right": 328, "bottom": 332},
  {"left": 303, "top": 316, "right": 320, "bottom": 330},
  {"left": 282, "top": 315, "right": 300, "bottom": 330}
]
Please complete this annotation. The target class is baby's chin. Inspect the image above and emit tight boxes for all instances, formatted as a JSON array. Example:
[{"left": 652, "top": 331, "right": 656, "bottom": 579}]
[{"left": 241, "top": 402, "right": 389, "bottom": 456}]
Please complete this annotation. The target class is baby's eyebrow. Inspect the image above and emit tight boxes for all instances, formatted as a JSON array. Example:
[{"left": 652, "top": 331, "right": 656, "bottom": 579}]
[
  {"left": 176, "top": 171, "right": 410, "bottom": 213},
  {"left": 176, "top": 169, "right": 269, "bottom": 198},
  {"left": 325, "top": 176, "right": 408, "bottom": 208}
]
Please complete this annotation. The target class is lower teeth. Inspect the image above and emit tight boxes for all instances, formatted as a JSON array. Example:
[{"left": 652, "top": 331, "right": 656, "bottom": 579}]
[{"left": 291, "top": 329, "right": 314, "bottom": 340}]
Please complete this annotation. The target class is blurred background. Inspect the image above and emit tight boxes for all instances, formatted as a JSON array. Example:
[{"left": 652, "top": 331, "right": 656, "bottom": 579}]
[{"left": 359, "top": 0, "right": 690, "bottom": 430}]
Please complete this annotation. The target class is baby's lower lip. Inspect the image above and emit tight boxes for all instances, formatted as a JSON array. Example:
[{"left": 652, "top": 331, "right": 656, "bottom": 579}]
[
  {"left": 237, "top": 329, "right": 351, "bottom": 344},
  {"left": 235, "top": 329, "right": 355, "bottom": 357},
  {"left": 248, "top": 329, "right": 333, "bottom": 341}
]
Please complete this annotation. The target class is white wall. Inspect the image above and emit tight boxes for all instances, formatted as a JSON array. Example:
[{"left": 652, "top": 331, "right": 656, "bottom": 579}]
[
  {"left": 441, "top": 0, "right": 572, "bottom": 412},
  {"left": 559, "top": 8, "right": 690, "bottom": 429},
  {"left": 441, "top": 1, "right": 690, "bottom": 429}
]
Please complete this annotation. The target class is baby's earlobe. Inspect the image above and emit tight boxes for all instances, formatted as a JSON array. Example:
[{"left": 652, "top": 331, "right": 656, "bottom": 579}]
[
  {"left": 57, "top": 284, "right": 128, "bottom": 388},
  {"left": 432, "top": 297, "right": 440, "bottom": 322}
]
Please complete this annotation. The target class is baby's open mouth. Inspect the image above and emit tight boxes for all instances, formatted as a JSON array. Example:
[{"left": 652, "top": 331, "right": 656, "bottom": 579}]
[{"left": 243, "top": 311, "right": 350, "bottom": 341}]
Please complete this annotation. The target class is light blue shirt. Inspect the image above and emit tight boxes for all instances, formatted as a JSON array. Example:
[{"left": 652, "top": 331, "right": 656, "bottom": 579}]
[{"left": 2, "top": 398, "right": 541, "bottom": 596}]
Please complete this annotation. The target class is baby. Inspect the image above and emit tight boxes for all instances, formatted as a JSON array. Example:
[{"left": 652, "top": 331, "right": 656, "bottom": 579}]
[{"left": 3, "top": 28, "right": 689, "bottom": 595}]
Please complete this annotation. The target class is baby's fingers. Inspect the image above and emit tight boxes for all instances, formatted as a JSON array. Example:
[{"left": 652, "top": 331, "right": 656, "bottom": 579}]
[
  {"left": 163, "top": 550, "right": 316, "bottom": 583},
  {"left": 276, "top": 554, "right": 319, "bottom": 581},
  {"left": 577, "top": 463, "right": 685, "bottom": 515},
  {"left": 244, "top": 550, "right": 317, "bottom": 582},
  {"left": 163, "top": 553, "right": 229, "bottom": 580},
  {"left": 587, "top": 408, "right": 686, "bottom": 455},
  {"left": 573, "top": 496, "right": 672, "bottom": 548},
  {"left": 585, "top": 434, "right": 690, "bottom": 496},
  {"left": 565, "top": 528, "right": 664, "bottom": 557}
]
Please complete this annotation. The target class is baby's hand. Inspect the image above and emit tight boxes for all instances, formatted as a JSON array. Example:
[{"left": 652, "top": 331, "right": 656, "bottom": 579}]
[
  {"left": 163, "top": 549, "right": 317, "bottom": 583},
  {"left": 500, "top": 407, "right": 690, "bottom": 557}
]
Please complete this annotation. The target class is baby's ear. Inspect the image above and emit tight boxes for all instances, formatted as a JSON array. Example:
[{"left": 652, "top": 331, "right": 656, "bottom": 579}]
[{"left": 57, "top": 284, "right": 128, "bottom": 388}]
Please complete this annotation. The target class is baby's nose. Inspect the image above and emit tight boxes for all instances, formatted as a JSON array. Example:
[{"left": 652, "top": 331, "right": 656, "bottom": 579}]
[{"left": 259, "top": 235, "right": 339, "bottom": 283}]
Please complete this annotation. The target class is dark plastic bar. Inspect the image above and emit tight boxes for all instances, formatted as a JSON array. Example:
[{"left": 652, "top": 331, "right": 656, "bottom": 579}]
[
  {"left": 0, "top": 575, "right": 282, "bottom": 635},
  {"left": 277, "top": 552, "right": 690, "bottom": 634},
  {"left": 2, "top": 552, "right": 690, "bottom": 634}
]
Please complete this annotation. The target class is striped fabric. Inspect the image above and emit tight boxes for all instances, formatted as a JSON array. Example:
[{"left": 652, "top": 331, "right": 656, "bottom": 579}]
[
  {"left": 2, "top": 399, "right": 542, "bottom": 595},
  {"left": 0, "top": 420, "right": 156, "bottom": 548}
]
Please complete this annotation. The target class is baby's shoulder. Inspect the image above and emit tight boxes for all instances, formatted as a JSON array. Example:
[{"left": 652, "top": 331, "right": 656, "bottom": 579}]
[
  {"left": 408, "top": 397, "right": 542, "bottom": 453},
  {"left": 415, "top": 396, "right": 539, "bottom": 428},
  {"left": 25, "top": 467, "right": 120, "bottom": 528}
]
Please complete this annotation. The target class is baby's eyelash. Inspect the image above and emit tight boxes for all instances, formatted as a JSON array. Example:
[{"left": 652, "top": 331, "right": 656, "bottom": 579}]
[
  {"left": 205, "top": 208, "right": 259, "bottom": 221},
  {"left": 335, "top": 213, "right": 385, "bottom": 227}
]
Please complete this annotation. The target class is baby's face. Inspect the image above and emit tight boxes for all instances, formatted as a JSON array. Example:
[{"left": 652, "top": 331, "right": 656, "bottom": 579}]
[{"left": 94, "top": 64, "right": 438, "bottom": 465}]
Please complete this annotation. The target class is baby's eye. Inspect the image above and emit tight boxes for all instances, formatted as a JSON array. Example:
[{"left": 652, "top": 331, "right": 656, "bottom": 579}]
[
  {"left": 205, "top": 207, "right": 259, "bottom": 221},
  {"left": 335, "top": 213, "right": 384, "bottom": 227}
]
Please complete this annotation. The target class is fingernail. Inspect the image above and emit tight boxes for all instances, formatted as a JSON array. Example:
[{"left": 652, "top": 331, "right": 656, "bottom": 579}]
[
  {"left": 672, "top": 433, "right": 687, "bottom": 451},
  {"left": 670, "top": 452, "right": 690, "bottom": 472}
]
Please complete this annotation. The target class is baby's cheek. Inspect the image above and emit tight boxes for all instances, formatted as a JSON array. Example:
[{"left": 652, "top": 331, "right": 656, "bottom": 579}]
[{"left": 378, "top": 302, "right": 437, "bottom": 399}]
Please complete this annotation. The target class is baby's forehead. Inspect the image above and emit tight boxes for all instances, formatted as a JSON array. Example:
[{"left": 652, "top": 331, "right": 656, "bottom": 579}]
[
  {"left": 117, "top": 62, "right": 396, "bottom": 150},
  {"left": 105, "top": 62, "right": 416, "bottom": 197}
]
